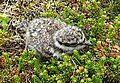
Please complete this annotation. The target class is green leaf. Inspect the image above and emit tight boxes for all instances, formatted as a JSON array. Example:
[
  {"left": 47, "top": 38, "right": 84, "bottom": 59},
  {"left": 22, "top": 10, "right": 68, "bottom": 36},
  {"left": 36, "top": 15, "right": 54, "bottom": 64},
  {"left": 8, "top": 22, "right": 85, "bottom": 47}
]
[{"left": 13, "top": 75, "right": 21, "bottom": 83}]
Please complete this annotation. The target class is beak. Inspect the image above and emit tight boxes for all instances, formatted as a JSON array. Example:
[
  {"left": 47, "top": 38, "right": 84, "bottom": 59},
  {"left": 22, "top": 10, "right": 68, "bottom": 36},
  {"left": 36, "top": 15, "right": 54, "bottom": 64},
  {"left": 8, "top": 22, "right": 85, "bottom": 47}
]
[{"left": 84, "top": 41, "right": 92, "bottom": 46}]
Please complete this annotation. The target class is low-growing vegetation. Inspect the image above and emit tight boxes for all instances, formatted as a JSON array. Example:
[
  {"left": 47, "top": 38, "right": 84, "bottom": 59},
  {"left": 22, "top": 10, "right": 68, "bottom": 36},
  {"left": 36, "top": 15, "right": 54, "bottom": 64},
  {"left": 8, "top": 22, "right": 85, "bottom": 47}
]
[{"left": 0, "top": 0, "right": 120, "bottom": 83}]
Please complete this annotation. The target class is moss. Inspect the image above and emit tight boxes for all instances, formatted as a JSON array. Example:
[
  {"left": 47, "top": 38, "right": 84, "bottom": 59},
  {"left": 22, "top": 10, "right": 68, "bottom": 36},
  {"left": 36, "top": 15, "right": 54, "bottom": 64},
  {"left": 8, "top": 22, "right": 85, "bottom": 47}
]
[{"left": 0, "top": 0, "right": 120, "bottom": 82}]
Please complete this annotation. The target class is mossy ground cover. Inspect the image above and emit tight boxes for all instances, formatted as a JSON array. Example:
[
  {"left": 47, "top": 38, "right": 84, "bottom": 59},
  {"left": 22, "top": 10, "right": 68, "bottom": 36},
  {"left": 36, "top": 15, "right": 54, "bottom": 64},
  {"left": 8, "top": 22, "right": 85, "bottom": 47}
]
[{"left": 0, "top": 0, "right": 120, "bottom": 83}]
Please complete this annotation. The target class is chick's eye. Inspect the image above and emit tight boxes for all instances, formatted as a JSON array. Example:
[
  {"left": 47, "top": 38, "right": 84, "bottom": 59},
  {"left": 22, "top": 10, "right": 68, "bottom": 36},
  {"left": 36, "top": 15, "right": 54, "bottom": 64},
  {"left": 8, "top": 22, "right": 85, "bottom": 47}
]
[{"left": 76, "top": 28, "right": 80, "bottom": 31}]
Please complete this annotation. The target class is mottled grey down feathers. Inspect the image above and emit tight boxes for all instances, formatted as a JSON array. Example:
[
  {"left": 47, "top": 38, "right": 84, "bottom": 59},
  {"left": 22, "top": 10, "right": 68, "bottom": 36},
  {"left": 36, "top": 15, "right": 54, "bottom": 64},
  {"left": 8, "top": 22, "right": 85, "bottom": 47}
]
[{"left": 16, "top": 18, "right": 91, "bottom": 58}]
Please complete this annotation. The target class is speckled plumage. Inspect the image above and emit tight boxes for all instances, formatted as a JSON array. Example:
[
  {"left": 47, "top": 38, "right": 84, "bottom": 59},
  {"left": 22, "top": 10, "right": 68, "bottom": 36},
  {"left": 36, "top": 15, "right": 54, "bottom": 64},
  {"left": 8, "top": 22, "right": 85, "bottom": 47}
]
[{"left": 16, "top": 18, "right": 91, "bottom": 58}]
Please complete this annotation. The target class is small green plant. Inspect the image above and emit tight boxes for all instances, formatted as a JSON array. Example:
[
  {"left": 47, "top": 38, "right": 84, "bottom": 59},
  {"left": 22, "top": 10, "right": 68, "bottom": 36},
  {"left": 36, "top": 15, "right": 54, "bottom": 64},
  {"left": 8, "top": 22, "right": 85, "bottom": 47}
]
[
  {"left": 0, "top": 13, "right": 10, "bottom": 46},
  {"left": 0, "top": 13, "right": 10, "bottom": 30},
  {"left": 0, "top": 0, "right": 120, "bottom": 83}
]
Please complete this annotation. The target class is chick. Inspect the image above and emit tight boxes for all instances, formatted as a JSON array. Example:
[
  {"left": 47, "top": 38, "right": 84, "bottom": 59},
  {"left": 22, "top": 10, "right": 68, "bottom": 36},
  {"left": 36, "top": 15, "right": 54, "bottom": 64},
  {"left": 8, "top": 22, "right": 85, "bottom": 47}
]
[{"left": 17, "top": 18, "right": 91, "bottom": 58}]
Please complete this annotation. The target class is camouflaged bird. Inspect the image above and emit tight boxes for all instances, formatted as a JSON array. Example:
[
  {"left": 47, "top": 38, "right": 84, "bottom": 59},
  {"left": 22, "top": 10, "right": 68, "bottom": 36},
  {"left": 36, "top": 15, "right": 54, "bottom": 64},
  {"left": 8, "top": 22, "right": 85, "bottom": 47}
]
[{"left": 16, "top": 18, "right": 91, "bottom": 58}]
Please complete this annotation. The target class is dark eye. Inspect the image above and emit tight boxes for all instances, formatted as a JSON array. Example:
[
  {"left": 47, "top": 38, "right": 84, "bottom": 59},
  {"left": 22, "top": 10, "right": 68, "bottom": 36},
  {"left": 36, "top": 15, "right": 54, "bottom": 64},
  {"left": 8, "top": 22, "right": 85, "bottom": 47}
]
[{"left": 77, "top": 30, "right": 81, "bottom": 33}]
